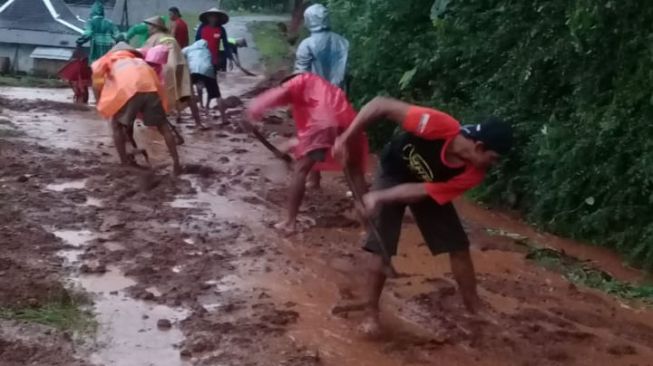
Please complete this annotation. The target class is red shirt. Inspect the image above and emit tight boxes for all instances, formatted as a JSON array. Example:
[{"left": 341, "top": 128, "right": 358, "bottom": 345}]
[
  {"left": 390, "top": 106, "right": 486, "bottom": 204},
  {"left": 173, "top": 19, "right": 189, "bottom": 48},
  {"left": 200, "top": 25, "right": 222, "bottom": 65}
]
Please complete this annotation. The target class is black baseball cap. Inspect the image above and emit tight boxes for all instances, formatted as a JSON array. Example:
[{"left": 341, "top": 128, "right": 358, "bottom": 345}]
[{"left": 460, "top": 116, "right": 513, "bottom": 155}]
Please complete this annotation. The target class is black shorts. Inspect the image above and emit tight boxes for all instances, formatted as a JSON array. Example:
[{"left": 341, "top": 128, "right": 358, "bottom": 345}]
[
  {"left": 191, "top": 73, "right": 221, "bottom": 99},
  {"left": 307, "top": 148, "right": 327, "bottom": 162},
  {"left": 363, "top": 167, "right": 469, "bottom": 257}
]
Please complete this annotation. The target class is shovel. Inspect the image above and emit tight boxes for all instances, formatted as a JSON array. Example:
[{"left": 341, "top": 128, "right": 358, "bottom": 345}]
[
  {"left": 249, "top": 127, "right": 293, "bottom": 164},
  {"left": 343, "top": 166, "right": 398, "bottom": 278}
]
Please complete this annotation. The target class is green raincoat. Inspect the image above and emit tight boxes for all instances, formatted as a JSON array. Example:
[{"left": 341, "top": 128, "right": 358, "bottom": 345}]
[
  {"left": 124, "top": 16, "right": 170, "bottom": 48},
  {"left": 76, "top": 1, "right": 119, "bottom": 64}
]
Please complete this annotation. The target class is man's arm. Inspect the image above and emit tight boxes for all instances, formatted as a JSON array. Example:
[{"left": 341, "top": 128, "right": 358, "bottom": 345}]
[
  {"left": 294, "top": 40, "right": 313, "bottom": 72},
  {"left": 360, "top": 183, "right": 427, "bottom": 217},
  {"left": 220, "top": 26, "right": 232, "bottom": 60},
  {"left": 333, "top": 97, "right": 411, "bottom": 161}
]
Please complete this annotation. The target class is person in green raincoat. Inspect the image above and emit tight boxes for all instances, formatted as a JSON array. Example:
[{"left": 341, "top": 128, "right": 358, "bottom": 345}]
[
  {"left": 76, "top": 1, "right": 119, "bottom": 64},
  {"left": 124, "top": 16, "right": 170, "bottom": 48}
]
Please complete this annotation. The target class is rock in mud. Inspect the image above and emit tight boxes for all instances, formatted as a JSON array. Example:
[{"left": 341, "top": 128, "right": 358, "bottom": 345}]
[
  {"left": 16, "top": 175, "right": 29, "bottom": 183},
  {"left": 79, "top": 261, "right": 107, "bottom": 274},
  {"left": 157, "top": 318, "right": 172, "bottom": 330}
]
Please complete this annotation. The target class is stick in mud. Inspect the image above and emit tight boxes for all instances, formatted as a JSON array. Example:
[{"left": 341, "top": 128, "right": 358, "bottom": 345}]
[
  {"left": 249, "top": 127, "right": 293, "bottom": 164},
  {"left": 343, "top": 166, "right": 399, "bottom": 278}
]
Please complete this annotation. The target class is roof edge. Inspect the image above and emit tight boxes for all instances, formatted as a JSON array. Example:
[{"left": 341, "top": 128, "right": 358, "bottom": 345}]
[{"left": 43, "top": 0, "right": 84, "bottom": 34}]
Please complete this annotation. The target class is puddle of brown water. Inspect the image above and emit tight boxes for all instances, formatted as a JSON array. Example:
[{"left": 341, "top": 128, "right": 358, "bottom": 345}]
[
  {"left": 46, "top": 179, "right": 88, "bottom": 192},
  {"left": 54, "top": 229, "right": 190, "bottom": 366}
]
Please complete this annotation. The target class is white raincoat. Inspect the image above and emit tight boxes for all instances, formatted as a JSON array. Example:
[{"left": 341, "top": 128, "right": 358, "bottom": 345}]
[
  {"left": 295, "top": 4, "right": 349, "bottom": 89},
  {"left": 182, "top": 40, "right": 215, "bottom": 79}
]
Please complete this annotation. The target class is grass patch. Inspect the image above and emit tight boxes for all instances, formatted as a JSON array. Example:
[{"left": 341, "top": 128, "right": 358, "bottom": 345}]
[
  {"left": 0, "top": 295, "right": 95, "bottom": 333},
  {"left": 0, "top": 75, "right": 67, "bottom": 88},
  {"left": 249, "top": 21, "right": 292, "bottom": 72},
  {"left": 526, "top": 247, "right": 653, "bottom": 303}
]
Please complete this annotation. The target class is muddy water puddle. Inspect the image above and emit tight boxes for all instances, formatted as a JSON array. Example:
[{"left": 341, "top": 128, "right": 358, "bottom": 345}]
[
  {"left": 54, "top": 229, "right": 189, "bottom": 366},
  {"left": 46, "top": 179, "right": 88, "bottom": 192}
]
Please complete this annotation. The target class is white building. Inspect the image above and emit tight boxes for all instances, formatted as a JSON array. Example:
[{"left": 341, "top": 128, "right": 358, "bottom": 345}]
[{"left": 0, "top": 0, "right": 85, "bottom": 75}]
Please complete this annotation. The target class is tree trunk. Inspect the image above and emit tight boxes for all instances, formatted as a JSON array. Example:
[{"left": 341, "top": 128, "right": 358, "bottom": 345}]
[{"left": 289, "top": 0, "right": 305, "bottom": 35}]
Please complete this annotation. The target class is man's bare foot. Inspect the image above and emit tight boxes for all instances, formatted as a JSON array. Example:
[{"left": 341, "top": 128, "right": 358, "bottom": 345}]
[
  {"left": 273, "top": 220, "right": 297, "bottom": 236},
  {"left": 358, "top": 311, "right": 383, "bottom": 339}
]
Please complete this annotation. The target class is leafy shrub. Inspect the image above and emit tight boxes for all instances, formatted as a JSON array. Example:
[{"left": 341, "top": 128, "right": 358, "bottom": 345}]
[{"left": 326, "top": 0, "right": 653, "bottom": 269}]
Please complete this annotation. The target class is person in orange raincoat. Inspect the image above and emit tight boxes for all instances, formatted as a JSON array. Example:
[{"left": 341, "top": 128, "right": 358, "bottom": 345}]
[
  {"left": 92, "top": 42, "right": 181, "bottom": 175},
  {"left": 244, "top": 72, "right": 369, "bottom": 234}
]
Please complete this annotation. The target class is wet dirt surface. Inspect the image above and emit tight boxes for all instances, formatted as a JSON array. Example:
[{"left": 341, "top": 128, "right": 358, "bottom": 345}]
[{"left": 2, "top": 20, "right": 653, "bottom": 366}]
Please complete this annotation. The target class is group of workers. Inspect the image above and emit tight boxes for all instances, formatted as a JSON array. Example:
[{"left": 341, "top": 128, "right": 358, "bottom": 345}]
[{"left": 89, "top": 2, "right": 514, "bottom": 336}]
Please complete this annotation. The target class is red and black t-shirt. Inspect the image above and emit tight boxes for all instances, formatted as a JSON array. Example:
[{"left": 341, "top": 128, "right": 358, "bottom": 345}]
[{"left": 379, "top": 106, "right": 486, "bottom": 204}]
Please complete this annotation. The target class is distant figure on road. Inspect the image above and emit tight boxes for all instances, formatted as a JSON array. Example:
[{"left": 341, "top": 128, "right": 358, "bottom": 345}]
[
  {"left": 295, "top": 4, "right": 349, "bottom": 89},
  {"left": 169, "top": 7, "right": 189, "bottom": 48},
  {"left": 144, "top": 16, "right": 205, "bottom": 129},
  {"left": 195, "top": 8, "right": 231, "bottom": 75},
  {"left": 92, "top": 42, "right": 181, "bottom": 175},
  {"left": 76, "top": 0, "right": 119, "bottom": 64}
]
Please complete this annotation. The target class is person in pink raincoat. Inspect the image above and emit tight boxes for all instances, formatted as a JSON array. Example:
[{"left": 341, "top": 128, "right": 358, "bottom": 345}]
[{"left": 244, "top": 72, "right": 369, "bottom": 234}]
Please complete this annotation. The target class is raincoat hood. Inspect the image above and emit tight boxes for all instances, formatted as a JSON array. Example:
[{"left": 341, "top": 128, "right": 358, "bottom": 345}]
[
  {"left": 90, "top": 1, "right": 104, "bottom": 18},
  {"left": 304, "top": 4, "right": 330, "bottom": 33}
]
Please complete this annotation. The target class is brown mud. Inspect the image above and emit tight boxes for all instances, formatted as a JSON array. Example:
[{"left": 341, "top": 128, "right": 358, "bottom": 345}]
[{"left": 2, "top": 73, "right": 653, "bottom": 366}]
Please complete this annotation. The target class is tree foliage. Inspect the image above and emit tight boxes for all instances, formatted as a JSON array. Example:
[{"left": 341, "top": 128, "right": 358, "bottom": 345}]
[{"left": 326, "top": 0, "right": 653, "bottom": 269}]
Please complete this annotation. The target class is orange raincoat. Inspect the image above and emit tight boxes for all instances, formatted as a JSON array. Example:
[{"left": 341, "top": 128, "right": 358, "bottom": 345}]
[{"left": 91, "top": 50, "right": 168, "bottom": 119}]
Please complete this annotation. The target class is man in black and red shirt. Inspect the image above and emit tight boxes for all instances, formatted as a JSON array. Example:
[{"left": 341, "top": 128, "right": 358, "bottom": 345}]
[{"left": 333, "top": 97, "right": 512, "bottom": 334}]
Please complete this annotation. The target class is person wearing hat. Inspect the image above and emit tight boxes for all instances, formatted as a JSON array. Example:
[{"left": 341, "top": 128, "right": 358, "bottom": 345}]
[
  {"left": 195, "top": 8, "right": 231, "bottom": 74},
  {"left": 332, "top": 97, "right": 513, "bottom": 336},
  {"left": 91, "top": 42, "right": 181, "bottom": 175},
  {"left": 144, "top": 16, "right": 205, "bottom": 129}
]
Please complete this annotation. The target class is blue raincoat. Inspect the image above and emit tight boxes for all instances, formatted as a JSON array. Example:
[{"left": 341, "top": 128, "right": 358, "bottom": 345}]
[
  {"left": 294, "top": 4, "right": 349, "bottom": 89},
  {"left": 182, "top": 40, "right": 215, "bottom": 79}
]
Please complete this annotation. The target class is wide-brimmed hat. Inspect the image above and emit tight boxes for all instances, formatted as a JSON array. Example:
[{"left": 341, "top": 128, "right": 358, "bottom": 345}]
[
  {"left": 144, "top": 16, "right": 168, "bottom": 32},
  {"left": 109, "top": 42, "right": 142, "bottom": 57},
  {"left": 199, "top": 8, "right": 229, "bottom": 25}
]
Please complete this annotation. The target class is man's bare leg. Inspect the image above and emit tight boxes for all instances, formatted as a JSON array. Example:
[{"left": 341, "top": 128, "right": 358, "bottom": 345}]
[
  {"left": 157, "top": 122, "right": 182, "bottom": 175},
  {"left": 450, "top": 249, "right": 481, "bottom": 313},
  {"left": 359, "top": 253, "right": 386, "bottom": 336},
  {"left": 274, "top": 156, "right": 315, "bottom": 234},
  {"left": 216, "top": 98, "right": 228, "bottom": 123},
  {"left": 306, "top": 171, "right": 321, "bottom": 189},
  {"left": 188, "top": 96, "right": 206, "bottom": 129},
  {"left": 111, "top": 119, "right": 130, "bottom": 165}
]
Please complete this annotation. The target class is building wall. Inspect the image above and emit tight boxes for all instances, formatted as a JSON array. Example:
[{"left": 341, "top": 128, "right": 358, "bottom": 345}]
[
  {"left": 33, "top": 59, "right": 68, "bottom": 76},
  {"left": 0, "top": 43, "right": 35, "bottom": 74}
]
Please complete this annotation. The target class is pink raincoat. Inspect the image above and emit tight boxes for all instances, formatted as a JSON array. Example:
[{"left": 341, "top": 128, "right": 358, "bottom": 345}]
[
  {"left": 139, "top": 45, "right": 169, "bottom": 83},
  {"left": 247, "top": 73, "right": 368, "bottom": 171}
]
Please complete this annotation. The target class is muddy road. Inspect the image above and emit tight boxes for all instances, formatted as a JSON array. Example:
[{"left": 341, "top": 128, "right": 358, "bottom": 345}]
[{"left": 2, "top": 22, "right": 653, "bottom": 366}]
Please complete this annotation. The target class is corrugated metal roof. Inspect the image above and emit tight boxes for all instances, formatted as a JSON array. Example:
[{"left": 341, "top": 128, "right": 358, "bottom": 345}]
[
  {"left": 0, "top": 0, "right": 85, "bottom": 35},
  {"left": 30, "top": 46, "right": 73, "bottom": 60}
]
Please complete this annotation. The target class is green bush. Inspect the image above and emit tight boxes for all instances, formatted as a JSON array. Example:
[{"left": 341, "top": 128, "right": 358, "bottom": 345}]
[{"left": 327, "top": 0, "right": 653, "bottom": 269}]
